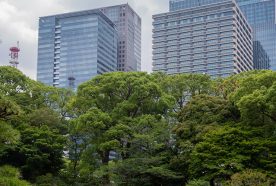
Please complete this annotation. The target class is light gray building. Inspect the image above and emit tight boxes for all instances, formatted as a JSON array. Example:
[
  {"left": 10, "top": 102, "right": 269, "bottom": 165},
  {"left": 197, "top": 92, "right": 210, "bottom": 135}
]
[
  {"left": 101, "top": 4, "right": 141, "bottom": 71},
  {"left": 37, "top": 10, "right": 118, "bottom": 89},
  {"left": 169, "top": 0, "right": 229, "bottom": 11},
  {"left": 152, "top": 0, "right": 253, "bottom": 77}
]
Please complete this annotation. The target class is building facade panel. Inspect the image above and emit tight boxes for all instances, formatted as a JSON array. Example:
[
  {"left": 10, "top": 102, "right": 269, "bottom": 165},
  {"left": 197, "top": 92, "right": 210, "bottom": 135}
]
[
  {"left": 101, "top": 4, "right": 142, "bottom": 71},
  {"left": 153, "top": 0, "right": 253, "bottom": 77},
  {"left": 253, "top": 41, "right": 270, "bottom": 69},
  {"left": 169, "top": 0, "right": 229, "bottom": 11},
  {"left": 236, "top": 0, "right": 275, "bottom": 70},
  {"left": 37, "top": 10, "right": 118, "bottom": 89}
]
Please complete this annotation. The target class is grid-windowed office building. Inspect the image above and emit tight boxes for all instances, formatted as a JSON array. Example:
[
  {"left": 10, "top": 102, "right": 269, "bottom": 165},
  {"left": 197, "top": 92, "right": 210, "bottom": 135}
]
[
  {"left": 236, "top": 0, "right": 275, "bottom": 70},
  {"left": 101, "top": 4, "right": 142, "bottom": 71},
  {"left": 169, "top": 0, "right": 229, "bottom": 11},
  {"left": 37, "top": 10, "right": 118, "bottom": 89},
  {"left": 153, "top": 0, "right": 253, "bottom": 77}
]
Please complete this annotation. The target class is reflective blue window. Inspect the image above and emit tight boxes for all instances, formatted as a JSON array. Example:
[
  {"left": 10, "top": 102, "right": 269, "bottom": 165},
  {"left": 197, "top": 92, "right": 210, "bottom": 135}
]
[
  {"left": 237, "top": 0, "right": 275, "bottom": 70},
  {"left": 37, "top": 10, "right": 118, "bottom": 89}
]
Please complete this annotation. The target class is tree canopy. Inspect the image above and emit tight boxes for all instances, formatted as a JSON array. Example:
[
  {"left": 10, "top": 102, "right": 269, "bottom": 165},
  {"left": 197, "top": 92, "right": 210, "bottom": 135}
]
[{"left": 0, "top": 66, "right": 275, "bottom": 185}]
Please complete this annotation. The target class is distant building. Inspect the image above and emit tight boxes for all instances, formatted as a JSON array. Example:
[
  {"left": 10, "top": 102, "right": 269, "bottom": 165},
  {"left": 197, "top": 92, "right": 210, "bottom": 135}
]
[
  {"left": 253, "top": 41, "right": 270, "bottom": 69},
  {"left": 37, "top": 10, "right": 118, "bottom": 89},
  {"left": 152, "top": 0, "right": 253, "bottom": 77},
  {"left": 100, "top": 4, "right": 142, "bottom": 71},
  {"left": 236, "top": 0, "right": 276, "bottom": 70}
]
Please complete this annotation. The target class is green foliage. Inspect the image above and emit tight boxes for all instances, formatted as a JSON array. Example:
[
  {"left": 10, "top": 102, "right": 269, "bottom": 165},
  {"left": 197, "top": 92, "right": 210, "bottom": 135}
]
[
  {"left": 0, "top": 66, "right": 72, "bottom": 183},
  {"left": 175, "top": 94, "right": 238, "bottom": 144},
  {"left": 0, "top": 94, "right": 20, "bottom": 148},
  {"left": 173, "top": 71, "right": 276, "bottom": 185},
  {"left": 0, "top": 165, "right": 31, "bottom": 186},
  {"left": 0, "top": 66, "right": 32, "bottom": 96},
  {"left": 178, "top": 95, "right": 237, "bottom": 124},
  {"left": 0, "top": 94, "right": 21, "bottom": 121},
  {"left": 1, "top": 67, "right": 276, "bottom": 185},
  {"left": 156, "top": 73, "right": 212, "bottom": 110},
  {"left": 186, "top": 179, "right": 210, "bottom": 186},
  {"left": 0, "top": 121, "right": 20, "bottom": 147},
  {"left": 68, "top": 72, "right": 181, "bottom": 185},
  {"left": 226, "top": 169, "right": 274, "bottom": 186},
  {"left": 0, "top": 124, "right": 66, "bottom": 180},
  {"left": 0, "top": 165, "right": 20, "bottom": 178},
  {"left": 189, "top": 127, "right": 268, "bottom": 181},
  {"left": 35, "top": 173, "right": 66, "bottom": 186},
  {"left": 27, "top": 107, "right": 62, "bottom": 129},
  {"left": 110, "top": 158, "right": 183, "bottom": 186}
]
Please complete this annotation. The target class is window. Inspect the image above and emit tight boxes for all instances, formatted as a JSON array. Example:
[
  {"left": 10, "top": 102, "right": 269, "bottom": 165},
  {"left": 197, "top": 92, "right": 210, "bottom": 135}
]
[
  {"left": 194, "top": 17, "right": 204, "bottom": 22},
  {"left": 180, "top": 19, "right": 190, "bottom": 24},
  {"left": 155, "top": 23, "right": 165, "bottom": 29},
  {"left": 168, "top": 21, "right": 177, "bottom": 26}
]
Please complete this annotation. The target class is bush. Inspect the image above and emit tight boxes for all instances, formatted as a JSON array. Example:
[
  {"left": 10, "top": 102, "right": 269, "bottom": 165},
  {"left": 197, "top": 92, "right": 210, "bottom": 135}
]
[
  {"left": 186, "top": 179, "right": 209, "bottom": 186},
  {"left": 0, "top": 165, "right": 30, "bottom": 186},
  {"left": 226, "top": 170, "right": 273, "bottom": 186}
]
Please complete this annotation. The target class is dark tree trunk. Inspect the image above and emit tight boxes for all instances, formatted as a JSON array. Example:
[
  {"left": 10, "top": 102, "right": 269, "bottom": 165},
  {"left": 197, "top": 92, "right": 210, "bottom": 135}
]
[
  {"left": 101, "top": 150, "right": 110, "bottom": 164},
  {"left": 100, "top": 150, "right": 110, "bottom": 185},
  {"left": 210, "top": 178, "right": 215, "bottom": 186}
]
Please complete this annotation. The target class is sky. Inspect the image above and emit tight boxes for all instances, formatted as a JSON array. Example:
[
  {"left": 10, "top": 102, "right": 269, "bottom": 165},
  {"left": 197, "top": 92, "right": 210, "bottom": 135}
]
[{"left": 0, "top": 0, "right": 169, "bottom": 80}]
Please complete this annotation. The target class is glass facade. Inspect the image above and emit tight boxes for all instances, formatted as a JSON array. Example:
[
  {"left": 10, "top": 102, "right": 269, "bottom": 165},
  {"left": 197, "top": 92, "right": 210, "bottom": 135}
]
[
  {"left": 101, "top": 4, "right": 142, "bottom": 71},
  {"left": 236, "top": 0, "right": 276, "bottom": 70},
  {"left": 253, "top": 41, "right": 270, "bottom": 69},
  {"left": 153, "top": 0, "right": 253, "bottom": 77},
  {"left": 37, "top": 10, "right": 118, "bottom": 89}
]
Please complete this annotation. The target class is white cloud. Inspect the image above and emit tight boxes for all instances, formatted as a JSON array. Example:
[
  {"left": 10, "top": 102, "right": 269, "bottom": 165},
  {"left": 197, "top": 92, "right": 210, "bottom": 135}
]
[{"left": 0, "top": 1, "right": 16, "bottom": 21}]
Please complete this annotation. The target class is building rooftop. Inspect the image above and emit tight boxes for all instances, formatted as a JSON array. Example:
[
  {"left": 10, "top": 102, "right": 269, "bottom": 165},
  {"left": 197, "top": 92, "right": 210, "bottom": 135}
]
[{"left": 40, "top": 9, "right": 116, "bottom": 28}]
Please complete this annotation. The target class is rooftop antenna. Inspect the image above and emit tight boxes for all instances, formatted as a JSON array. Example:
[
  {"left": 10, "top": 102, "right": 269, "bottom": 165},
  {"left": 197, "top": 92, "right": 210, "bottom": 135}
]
[{"left": 9, "top": 41, "right": 20, "bottom": 68}]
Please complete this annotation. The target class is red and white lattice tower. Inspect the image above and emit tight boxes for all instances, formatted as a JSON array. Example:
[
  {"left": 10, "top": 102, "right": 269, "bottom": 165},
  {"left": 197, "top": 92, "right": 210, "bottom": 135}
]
[{"left": 9, "top": 42, "right": 20, "bottom": 68}]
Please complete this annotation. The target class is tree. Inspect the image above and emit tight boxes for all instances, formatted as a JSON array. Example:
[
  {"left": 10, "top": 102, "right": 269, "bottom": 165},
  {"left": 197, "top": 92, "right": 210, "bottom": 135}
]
[
  {"left": 0, "top": 165, "right": 30, "bottom": 186},
  {"left": 0, "top": 125, "right": 66, "bottom": 181},
  {"left": 156, "top": 73, "right": 212, "bottom": 111},
  {"left": 186, "top": 179, "right": 210, "bottom": 186},
  {"left": 175, "top": 94, "right": 239, "bottom": 143},
  {"left": 68, "top": 72, "right": 177, "bottom": 184},
  {"left": 35, "top": 173, "right": 66, "bottom": 186},
  {"left": 230, "top": 70, "right": 276, "bottom": 102},
  {"left": 1, "top": 67, "right": 276, "bottom": 185},
  {"left": 0, "top": 121, "right": 20, "bottom": 148},
  {"left": 107, "top": 115, "right": 183, "bottom": 185},
  {"left": 189, "top": 127, "right": 275, "bottom": 185},
  {"left": 0, "top": 66, "right": 33, "bottom": 97},
  {"left": 226, "top": 169, "right": 274, "bottom": 186},
  {"left": 237, "top": 82, "right": 276, "bottom": 126},
  {"left": 0, "top": 66, "right": 73, "bottom": 116},
  {"left": 0, "top": 94, "right": 20, "bottom": 149}
]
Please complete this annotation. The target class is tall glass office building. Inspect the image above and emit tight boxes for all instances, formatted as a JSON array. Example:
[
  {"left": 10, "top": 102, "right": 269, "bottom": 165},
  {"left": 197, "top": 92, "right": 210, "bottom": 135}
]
[
  {"left": 236, "top": 0, "right": 275, "bottom": 70},
  {"left": 37, "top": 10, "right": 118, "bottom": 89},
  {"left": 101, "top": 4, "right": 142, "bottom": 71},
  {"left": 153, "top": 0, "right": 253, "bottom": 77},
  {"left": 253, "top": 41, "right": 270, "bottom": 69}
]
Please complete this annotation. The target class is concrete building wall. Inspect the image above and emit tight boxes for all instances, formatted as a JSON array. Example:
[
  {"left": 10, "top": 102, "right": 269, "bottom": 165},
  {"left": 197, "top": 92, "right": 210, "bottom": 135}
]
[{"left": 153, "top": 0, "right": 253, "bottom": 77}]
